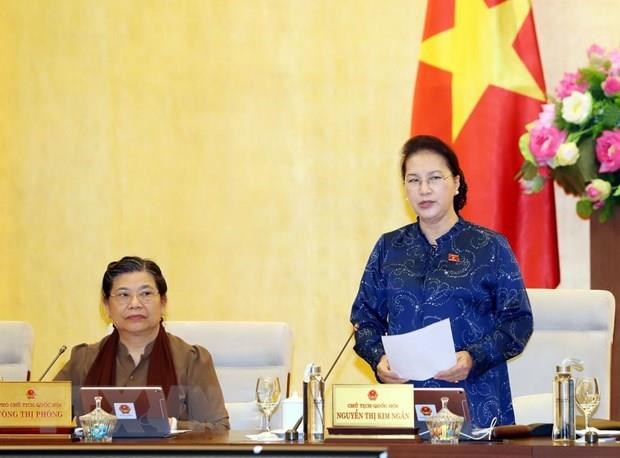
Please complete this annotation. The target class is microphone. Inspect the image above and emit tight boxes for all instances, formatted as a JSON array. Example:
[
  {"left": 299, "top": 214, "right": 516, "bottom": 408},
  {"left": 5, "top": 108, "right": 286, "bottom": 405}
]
[
  {"left": 38, "top": 345, "right": 67, "bottom": 381},
  {"left": 285, "top": 326, "right": 357, "bottom": 440},
  {"left": 324, "top": 328, "right": 356, "bottom": 383}
]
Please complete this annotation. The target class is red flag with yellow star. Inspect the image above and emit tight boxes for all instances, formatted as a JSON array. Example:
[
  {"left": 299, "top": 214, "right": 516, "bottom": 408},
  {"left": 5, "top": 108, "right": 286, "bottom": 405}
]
[{"left": 411, "top": 0, "right": 559, "bottom": 287}]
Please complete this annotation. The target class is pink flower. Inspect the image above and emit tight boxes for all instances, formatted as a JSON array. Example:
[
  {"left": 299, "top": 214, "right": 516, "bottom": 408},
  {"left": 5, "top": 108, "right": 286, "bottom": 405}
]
[
  {"left": 555, "top": 72, "right": 588, "bottom": 99},
  {"left": 536, "top": 103, "right": 556, "bottom": 127},
  {"left": 588, "top": 44, "right": 609, "bottom": 73},
  {"left": 588, "top": 44, "right": 606, "bottom": 62},
  {"left": 529, "top": 124, "right": 567, "bottom": 164},
  {"left": 596, "top": 130, "right": 620, "bottom": 173},
  {"left": 586, "top": 179, "right": 612, "bottom": 204},
  {"left": 609, "top": 49, "right": 620, "bottom": 75},
  {"left": 602, "top": 75, "right": 620, "bottom": 96}
]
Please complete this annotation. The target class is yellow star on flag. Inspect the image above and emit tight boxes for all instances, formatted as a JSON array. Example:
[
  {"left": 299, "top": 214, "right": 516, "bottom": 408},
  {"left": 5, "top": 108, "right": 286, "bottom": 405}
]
[{"left": 419, "top": 0, "right": 545, "bottom": 141}]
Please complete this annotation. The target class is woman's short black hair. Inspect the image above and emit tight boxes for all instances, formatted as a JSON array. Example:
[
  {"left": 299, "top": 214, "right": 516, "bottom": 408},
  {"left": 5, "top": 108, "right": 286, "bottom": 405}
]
[
  {"left": 101, "top": 256, "right": 168, "bottom": 299},
  {"left": 400, "top": 135, "right": 468, "bottom": 212}
]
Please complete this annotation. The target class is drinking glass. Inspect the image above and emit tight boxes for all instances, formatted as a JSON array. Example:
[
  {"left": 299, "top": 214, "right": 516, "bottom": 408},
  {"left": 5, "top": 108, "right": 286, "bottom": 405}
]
[
  {"left": 575, "top": 376, "right": 600, "bottom": 433},
  {"left": 255, "top": 376, "right": 281, "bottom": 432}
]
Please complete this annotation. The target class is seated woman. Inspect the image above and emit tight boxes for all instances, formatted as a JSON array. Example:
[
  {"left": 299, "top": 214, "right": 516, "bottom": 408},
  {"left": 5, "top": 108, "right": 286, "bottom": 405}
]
[{"left": 55, "top": 256, "right": 230, "bottom": 431}]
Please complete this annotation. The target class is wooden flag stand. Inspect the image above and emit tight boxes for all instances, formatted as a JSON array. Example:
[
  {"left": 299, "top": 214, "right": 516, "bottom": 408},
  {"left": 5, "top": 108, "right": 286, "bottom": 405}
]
[{"left": 591, "top": 215, "right": 620, "bottom": 420}]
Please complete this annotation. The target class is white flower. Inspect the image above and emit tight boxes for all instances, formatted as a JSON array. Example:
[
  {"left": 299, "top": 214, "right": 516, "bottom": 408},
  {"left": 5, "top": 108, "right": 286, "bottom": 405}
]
[
  {"left": 561, "top": 91, "right": 593, "bottom": 125},
  {"left": 553, "top": 142, "right": 580, "bottom": 167}
]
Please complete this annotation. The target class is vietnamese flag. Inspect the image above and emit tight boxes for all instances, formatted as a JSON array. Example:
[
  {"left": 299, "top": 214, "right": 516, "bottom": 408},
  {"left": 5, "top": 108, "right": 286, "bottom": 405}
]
[{"left": 411, "top": 0, "right": 559, "bottom": 287}]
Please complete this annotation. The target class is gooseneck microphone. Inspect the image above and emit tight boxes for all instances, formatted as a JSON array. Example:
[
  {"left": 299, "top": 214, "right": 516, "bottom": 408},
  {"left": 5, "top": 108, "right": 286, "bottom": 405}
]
[
  {"left": 38, "top": 345, "right": 67, "bottom": 381},
  {"left": 285, "top": 326, "right": 357, "bottom": 440},
  {"left": 323, "top": 328, "right": 356, "bottom": 383}
]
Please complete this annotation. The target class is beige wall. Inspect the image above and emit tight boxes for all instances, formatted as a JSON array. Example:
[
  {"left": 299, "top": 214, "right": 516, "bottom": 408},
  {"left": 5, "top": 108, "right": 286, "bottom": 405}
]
[{"left": 1, "top": 0, "right": 619, "bottom": 417}]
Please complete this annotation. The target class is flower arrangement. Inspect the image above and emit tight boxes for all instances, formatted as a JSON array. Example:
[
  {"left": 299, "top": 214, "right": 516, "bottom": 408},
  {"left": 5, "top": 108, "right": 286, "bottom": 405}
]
[{"left": 517, "top": 44, "right": 620, "bottom": 222}]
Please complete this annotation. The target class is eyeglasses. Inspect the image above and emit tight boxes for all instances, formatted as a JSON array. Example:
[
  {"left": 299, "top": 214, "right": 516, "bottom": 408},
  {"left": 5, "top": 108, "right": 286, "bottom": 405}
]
[
  {"left": 109, "top": 290, "right": 160, "bottom": 306},
  {"left": 405, "top": 174, "right": 453, "bottom": 190}
]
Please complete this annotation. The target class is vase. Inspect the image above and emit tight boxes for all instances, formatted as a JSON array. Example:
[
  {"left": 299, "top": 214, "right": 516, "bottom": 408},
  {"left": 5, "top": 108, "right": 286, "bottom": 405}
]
[
  {"left": 426, "top": 396, "right": 464, "bottom": 445},
  {"left": 79, "top": 395, "right": 117, "bottom": 442}
]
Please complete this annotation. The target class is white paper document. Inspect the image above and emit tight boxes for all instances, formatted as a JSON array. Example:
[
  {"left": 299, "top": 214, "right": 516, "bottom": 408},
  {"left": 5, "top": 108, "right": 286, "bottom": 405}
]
[{"left": 381, "top": 318, "right": 456, "bottom": 381}]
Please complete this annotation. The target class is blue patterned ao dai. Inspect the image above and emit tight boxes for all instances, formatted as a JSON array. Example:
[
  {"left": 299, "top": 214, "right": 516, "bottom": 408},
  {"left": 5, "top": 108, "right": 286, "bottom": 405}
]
[{"left": 350, "top": 218, "right": 533, "bottom": 427}]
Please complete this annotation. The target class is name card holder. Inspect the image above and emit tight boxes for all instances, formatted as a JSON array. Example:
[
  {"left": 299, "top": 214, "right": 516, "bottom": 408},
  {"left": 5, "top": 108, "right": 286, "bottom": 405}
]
[
  {"left": 0, "top": 381, "right": 74, "bottom": 438},
  {"left": 328, "top": 384, "right": 419, "bottom": 438}
]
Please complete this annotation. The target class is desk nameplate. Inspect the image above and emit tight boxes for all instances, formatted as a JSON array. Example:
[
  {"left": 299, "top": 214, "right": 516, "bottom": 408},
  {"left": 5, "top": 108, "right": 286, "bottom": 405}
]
[
  {"left": 0, "top": 381, "right": 72, "bottom": 428},
  {"left": 332, "top": 384, "right": 414, "bottom": 428}
]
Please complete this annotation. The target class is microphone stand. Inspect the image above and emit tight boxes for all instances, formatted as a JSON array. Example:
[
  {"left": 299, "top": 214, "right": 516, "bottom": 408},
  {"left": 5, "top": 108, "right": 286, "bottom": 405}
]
[
  {"left": 323, "top": 330, "right": 356, "bottom": 382},
  {"left": 38, "top": 345, "right": 67, "bottom": 381}
]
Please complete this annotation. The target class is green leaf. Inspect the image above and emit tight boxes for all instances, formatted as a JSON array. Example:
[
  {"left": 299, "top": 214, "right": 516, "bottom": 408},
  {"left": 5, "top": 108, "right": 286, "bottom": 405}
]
[
  {"left": 575, "top": 137, "right": 598, "bottom": 182},
  {"left": 530, "top": 175, "right": 545, "bottom": 193},
  {"left": 598, "top": 199, "right": 614, "bottom": 223},
  {"left": 515, "top": 161, "right": 539, "bottom": 181},
  {"left": 580, "top": 68, "right": 606, "bottom": 99},
  {"left": 613, "top": 186, "right": 620, "bottom": 197},
  {"left": 555, "top": 114, "right": 571, "bottom": 132},
  {"left": 518, "top": 132, "right": 535, "bottom": 163},
  {"left": 566, "top": 130, "right": 587, "bottom": 144},
  {"left": 598, "top": 100, "right": 620, "bottom": 129},
  {"left": 576, "top": 199, "right": 593, "bottom": 219},
  {"left": 551, "top": 165, "right": 586, "bottom": 195}
]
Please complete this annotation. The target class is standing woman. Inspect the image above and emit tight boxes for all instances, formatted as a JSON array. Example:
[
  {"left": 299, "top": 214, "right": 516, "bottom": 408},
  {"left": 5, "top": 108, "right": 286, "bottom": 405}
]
[
  {"left": 350, "top": 135, "right": 533, "bottom": 427},
  {"left": 55, "top": 256, "right": 230, "bottom": 431}
]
